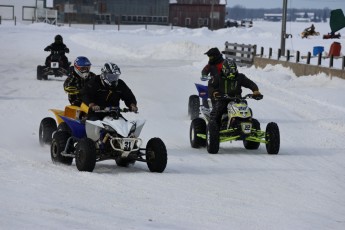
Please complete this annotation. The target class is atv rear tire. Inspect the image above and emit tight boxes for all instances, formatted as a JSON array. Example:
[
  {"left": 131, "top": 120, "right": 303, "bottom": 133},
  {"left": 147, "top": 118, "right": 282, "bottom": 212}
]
[
  {"left": 37, "top": 65, "right": 43, "bottom": 80},
  {"left": 188, "top": 95, "right": 200, "bottom": 120},
  {"left": 190, "top": 118, "right": 206, "bottom": 148},
  {"left": 75, "top": 138, "right": 96, "bottom": 172},
  {"left": 39, "top": 117, "right": 57, "bottom": 146},
  {"left": 206, "top": 120, "right": 219, "bottom": 154},
  {"left": 243, "top": 119, "right": 261, "bottom": 150},
  {"left": 57, "top": 122, "right": 71, "bottom": 134},
  {"left": 146, "top": 138, "right": 167, "bottom": 173},
  {"left": 51, "top": 131, "right": 73, "bottom": 165},
  {"left": 265, "top": 122, "right": 280, "bottom": 154}
]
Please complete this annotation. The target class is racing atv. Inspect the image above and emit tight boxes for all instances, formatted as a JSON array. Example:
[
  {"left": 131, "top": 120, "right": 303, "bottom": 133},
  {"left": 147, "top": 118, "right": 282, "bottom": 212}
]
[
  {"left": 190, "top": 94, "right": 280, "bottom": 155},
  {"left": 188, "top": 83, "right": 211, "bottom": 120},
  {"left": 37, "top": 50, "right": 72, "bottom": 80},
  {"left": 50, "top": 107, "right": 167, "bottom": 173},
  {"left": 39, "top": 104, "right": 88, "bottom": 146}
]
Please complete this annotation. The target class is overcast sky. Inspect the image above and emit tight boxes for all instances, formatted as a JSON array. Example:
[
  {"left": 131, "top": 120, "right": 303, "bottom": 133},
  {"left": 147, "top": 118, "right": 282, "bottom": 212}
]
[{"left": 228, "top": 0, "right": 345, "bottom": 10}]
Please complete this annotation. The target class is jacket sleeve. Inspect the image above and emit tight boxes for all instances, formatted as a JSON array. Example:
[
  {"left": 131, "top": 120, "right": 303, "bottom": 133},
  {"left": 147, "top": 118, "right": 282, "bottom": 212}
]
[
  {"left": 240, "top": 74, "right": 259, "bottom": 92},
  {"left": 63, "top": 76, "right": 78, "bottom": 93},
  {"left": 80, "top": 78, "right": 98, "bottom": 106},
  {"left": 207, "top": 66, "right": 221, "bottom": 98},
  {"left": 201, "top": 64, "right": 210, "bottom": 76},
  {"left": 118, "top": 80, "right": 137, "bottom": 107}
]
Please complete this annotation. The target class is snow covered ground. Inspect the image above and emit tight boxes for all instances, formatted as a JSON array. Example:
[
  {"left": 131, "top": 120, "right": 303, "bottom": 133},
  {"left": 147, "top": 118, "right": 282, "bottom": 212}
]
[{"left": 0, "top": 21, "right": 345, "bottom": 229}]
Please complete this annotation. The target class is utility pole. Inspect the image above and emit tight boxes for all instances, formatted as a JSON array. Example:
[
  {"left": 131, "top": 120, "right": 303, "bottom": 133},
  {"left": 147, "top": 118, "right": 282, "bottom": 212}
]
[
  {"left": 210, "top": 0, "right": 214, "bottom": 30},
  {"left": 280, "top": 0, "right": 288, "bottom": 56}
]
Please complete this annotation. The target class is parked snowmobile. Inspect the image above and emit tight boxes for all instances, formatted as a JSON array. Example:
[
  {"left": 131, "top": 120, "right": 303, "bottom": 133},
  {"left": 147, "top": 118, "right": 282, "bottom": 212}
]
[
  {"left": 190, "top": 94, "right": 280, "bottom": 155},
  {"left": 50, "top": 106, "right": 167, "bottom": 173}
]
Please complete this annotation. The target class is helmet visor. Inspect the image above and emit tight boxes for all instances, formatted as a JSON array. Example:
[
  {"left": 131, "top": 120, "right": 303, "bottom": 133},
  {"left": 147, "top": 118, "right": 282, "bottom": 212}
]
[
  {"left": 76, "top": 66, "right": 90, "bottom": 73},
  {"left": 103, "top": 73, "right": 120, "bottom": 86}
]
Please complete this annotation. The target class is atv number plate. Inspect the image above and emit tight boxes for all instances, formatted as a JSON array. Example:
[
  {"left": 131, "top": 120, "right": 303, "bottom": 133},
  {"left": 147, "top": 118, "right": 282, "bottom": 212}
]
[
  {"left": 51, "top": 62, "right": 59, "bottom": 68},
  {"left": 241, "top": 122, "right": 252, "bottom": 134}
]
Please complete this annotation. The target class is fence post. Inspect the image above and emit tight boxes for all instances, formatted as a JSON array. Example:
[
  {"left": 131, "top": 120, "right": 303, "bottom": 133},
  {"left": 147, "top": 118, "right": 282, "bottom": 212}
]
[
  {"left": 307, "top": 52, "right": 311, "bottom": 64},
  {"left": 0, "top": 16, "right": 2, "bottom": 24},
  {"left": 296, "top": 51, "right": 300, "bottom": 63},
  {"left": 317, "top": 53, "right": 322, "bottom": 65},
  {"left": 286, "top": 50, "right": 290, "bottom": 61},
  {"left": 260, "top": 47, "right": 264, "bottom": 57},
  {"left": 277, "top": 48, "right": 281, "bottom": 60},
  {"left": 342, "top": 56, "right": 345, "bottom": 70},
  {"left": 329, "top": 55, "right": 334, "bottom": 68},
  {"left": 269, "top": 48, "right": 272, "bottom": 59}
]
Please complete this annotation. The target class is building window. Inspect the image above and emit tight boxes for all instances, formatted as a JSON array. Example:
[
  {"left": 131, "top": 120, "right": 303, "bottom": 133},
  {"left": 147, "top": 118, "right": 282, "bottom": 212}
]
[
  {"left": 173, "top": 17, "right": 178, "bottom": 25},
  {"left": 185, "top": 18, "right": 191, "bottom": 26},
  {"left": 204, "top": 18, "right": 209, "bottom": 26}
]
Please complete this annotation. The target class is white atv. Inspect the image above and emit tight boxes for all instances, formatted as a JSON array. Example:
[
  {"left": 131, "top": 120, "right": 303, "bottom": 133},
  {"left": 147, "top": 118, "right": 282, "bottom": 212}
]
[{"left": 51, "top": 107, "right": 167, "bottom": 173}]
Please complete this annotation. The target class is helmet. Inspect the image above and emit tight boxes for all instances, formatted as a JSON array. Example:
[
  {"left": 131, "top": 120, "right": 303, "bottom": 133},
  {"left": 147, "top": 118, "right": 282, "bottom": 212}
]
[
  {"left": 55, "top": 34, "right": 63, "bottom": 43},
  {"left": 74, "top": 56, "right": 91, "bottom": 79},
  {"left": 222, "top": 59, "right": 238, "bottom": 79},
  {"left": 204, "top": 47, "right": 221, "bottom": 57},
  {"left": 100, "top": 62, "right": 121, "bottom": 87},
  {"left": 204, "top": 47, "right": 222, "bottom": 63}
]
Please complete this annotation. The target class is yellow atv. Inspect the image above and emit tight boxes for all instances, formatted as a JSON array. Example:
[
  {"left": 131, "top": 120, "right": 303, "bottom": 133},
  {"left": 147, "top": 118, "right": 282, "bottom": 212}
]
[{"left": 39, "top": 103, "right": 89, "bottom": 146}]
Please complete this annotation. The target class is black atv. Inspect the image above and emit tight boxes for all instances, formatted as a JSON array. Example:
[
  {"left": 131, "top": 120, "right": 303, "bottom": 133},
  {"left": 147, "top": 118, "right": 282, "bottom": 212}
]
[{"left": 37, "top": 50, "right": 72, "bottom": 80}]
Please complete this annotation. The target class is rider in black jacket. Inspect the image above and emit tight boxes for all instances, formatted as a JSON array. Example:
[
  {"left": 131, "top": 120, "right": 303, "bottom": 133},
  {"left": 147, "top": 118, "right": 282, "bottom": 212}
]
[
  {"left": 44, "top": 34, "right": 69, "bottom": 69},
  {"left": 208, "top": 59, "right": 261, "bottom": 125},
  {"left": 64, "top": 56, "right": 96, "bottom": 106},
  {"left": 81, "top": 62, "right": 138, "bottom": 120}
]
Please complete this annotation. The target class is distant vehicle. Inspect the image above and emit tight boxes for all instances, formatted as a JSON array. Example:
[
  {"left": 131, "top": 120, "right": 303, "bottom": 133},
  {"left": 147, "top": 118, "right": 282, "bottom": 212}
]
[
  {"left": 240, "top": 20, "right": 253, "bottom": 28},
  {"left": 225, "top": 19, "right": 238, "bottom": 28}
]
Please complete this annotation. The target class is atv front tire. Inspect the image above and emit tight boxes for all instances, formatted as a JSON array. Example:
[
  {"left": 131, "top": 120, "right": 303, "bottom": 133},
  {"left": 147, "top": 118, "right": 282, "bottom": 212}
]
[
  {"left": 190, "top": 118, "right": 206, "bottom": 148},
  {"left": 188, "top": 95, "right": 200, "bottom": 120},
  {"left": 51, "top": 131, "right": 73, "bottom": 165},
  {"left": 39, "top": 117, "right": 57, "bottom": 146},
  {"left": 146, "top": 138, "right": 167, "bottom": 173},
  {"left": 75, "top": 138, "right": 96, "bottom": 172},
  {"left": 243, "top": 119, "right": 261, "bottom": 150},
  {"left": 206, "top": 120, "right": 219, "bottom": 154},
  {"left": 265, "top": 122, "right": 280, "bottom": 154}
]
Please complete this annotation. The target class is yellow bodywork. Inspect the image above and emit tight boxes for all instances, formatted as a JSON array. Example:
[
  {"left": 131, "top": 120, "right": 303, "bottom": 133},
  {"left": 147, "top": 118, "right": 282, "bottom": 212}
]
[{"left": 49, "top": 103, "right": 89, "bottom": 125}]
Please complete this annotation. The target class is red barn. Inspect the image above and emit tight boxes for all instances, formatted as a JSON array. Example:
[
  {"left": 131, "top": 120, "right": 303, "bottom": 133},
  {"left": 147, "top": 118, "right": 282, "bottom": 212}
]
[{"left": 169, "top": 0, "right": 227, "bottom": 30}]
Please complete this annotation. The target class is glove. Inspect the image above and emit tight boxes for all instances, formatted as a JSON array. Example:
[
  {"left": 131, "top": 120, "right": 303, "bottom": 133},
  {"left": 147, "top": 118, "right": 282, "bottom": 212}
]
[
  {"left": 65, "top": 48, "right": 70, "bottom": 53},
  {"left": 44, "top": 47, "right": 50, "bottom": 52},
  {"left": 89, "top": 103, "right": 100, "bottom": 111},
  {"left": 130, "top": 103, "right": 138, "bottom": 113},
  {"left": 200, "top": 75, "right": 208, "bottom": 81},
  {"left": 252, "top": 91, "right": 263, "bottom": 100},
  {"left": 253, "top": 90, "right": 261, "bottom": 96}
]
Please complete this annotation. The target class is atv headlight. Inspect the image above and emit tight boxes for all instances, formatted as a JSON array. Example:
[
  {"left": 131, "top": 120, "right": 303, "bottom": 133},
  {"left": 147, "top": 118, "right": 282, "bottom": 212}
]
[
  {"left": 103, "top": 124, "right": 116, "bottom": 132},
  {"left": 129, "top": 123, "right": 136, "bottom": 136}
]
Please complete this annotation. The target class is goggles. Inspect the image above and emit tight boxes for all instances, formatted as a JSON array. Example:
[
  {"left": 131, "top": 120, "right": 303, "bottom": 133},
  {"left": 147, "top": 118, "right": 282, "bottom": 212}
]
[
  {"left": 103, "top": 73, "right": 120, "bottom": 86},
  {"left": 76, "top": 66, "right": 90, "bottom": 73}
]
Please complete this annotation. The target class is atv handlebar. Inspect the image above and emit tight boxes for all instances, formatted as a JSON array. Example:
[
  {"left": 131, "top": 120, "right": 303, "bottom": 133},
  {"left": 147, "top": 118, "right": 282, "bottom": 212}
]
[
  {"left": 95, "top": 106, "right": 132, "bottom": 113},
  {"left": 215, "top": 93, "right": 263, "bottom": 102}
]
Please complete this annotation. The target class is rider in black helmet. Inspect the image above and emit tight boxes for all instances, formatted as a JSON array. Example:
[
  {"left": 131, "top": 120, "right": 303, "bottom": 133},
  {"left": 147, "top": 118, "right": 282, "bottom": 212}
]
[
  {"left": 44, "top": 34, "right": 70, "bottom": 69},
  {"left": 208, "top": 59, "right": 261, "bottom": 126},
  {"left": 81, "top": 62, "right": 138, "bottom": 120}
]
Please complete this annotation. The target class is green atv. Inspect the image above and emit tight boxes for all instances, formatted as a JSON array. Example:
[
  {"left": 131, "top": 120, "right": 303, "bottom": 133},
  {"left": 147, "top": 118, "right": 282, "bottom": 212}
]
[{"left": 189, "top": 94, "right": 280, "bottom": 154}]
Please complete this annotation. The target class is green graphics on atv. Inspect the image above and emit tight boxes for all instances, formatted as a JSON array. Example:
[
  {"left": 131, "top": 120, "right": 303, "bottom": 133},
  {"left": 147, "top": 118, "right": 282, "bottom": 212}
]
[{"left": 190, "top": 94, "right": 280, "bottom": 155}]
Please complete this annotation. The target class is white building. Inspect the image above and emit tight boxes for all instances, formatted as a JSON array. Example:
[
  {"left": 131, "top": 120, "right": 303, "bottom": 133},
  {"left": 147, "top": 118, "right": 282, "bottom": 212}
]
[{"left": 0, "top": 0, "right": 56, "bottom": 24}]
